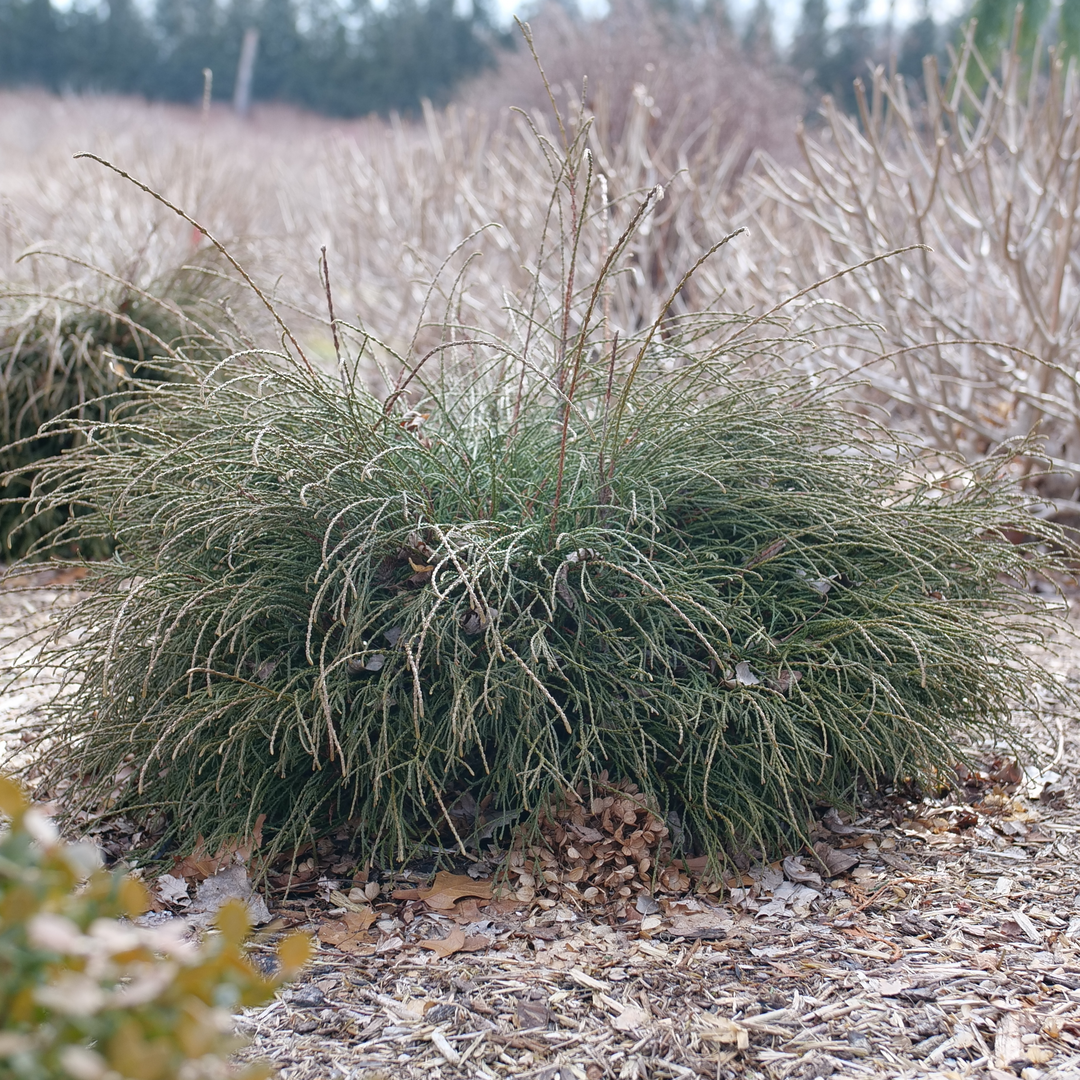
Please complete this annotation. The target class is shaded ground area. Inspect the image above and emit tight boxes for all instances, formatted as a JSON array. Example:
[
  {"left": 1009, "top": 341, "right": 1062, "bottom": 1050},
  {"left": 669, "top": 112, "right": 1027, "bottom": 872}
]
[{"left": 3, "top": 575, "right": 1080, "bottom": 1080}]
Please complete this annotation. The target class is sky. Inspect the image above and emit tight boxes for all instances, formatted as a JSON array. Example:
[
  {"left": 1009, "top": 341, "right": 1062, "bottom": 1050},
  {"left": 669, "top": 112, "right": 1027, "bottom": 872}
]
[
  {"left": 48, "top": 0, "right": 975, "bottom": 48},
  {"left": 55, "top": 0, "right": 971, "bottom": 33},
  {"left": 565, "top": 1, "right": 971, "bottom": 43},
  {"left": 737, "top": 0, "right": 967, "bottom": 40}
]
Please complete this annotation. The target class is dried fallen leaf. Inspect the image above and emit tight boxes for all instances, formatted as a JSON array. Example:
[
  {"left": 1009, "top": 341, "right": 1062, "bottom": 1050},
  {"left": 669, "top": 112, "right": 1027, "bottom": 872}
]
[
  {"left": 329, "top": 888, "right": 374, "bottom": 914},
  {"left": 635, "top": 893, "right": 660, "bottom": 915},
  {"left": 822, "top": 807, "right": 859, "bottom": 834},
  {"left": 516, "top": 998, "right": 550, "bottom": 1030},
  {"left": 394, "top": 871, "right": 493, "bottom": 909},
  {"left": 156, "top": 873, "right": 190, "bottom": 906},
  {"left": 190, "top": 863, "right": 271, "bottom": 925},
  {"left": 171, "top": 815, "right": 266, "bottom": 881},
  {"left": 462, "top": 934, "right": 493, "bottom": 952},
  {"left": 734, "top": 661, "right": 760, "bottom": 686},
  {"left": 318, "top": 925, "right": 372, "bottom": 953},
  {"left": 487, "top": 898, "right": 526, "bottom": 915},
  {"left": 342, "top": 908, "right": 377, "bottom": 931},
  {"left": 418, "top": 927, "right": 467, "bottom": 958},
  {"left": 395, "top": 997, "right": 434, "bottom": 1020},
  {"left": 782, "top": 856, "right": 823, "bottom": 887},
  {"left": 811, "top": 841, "right": 859, "bottom": 877},
  {"left": 611, "top": 1005, "right": 650, "bottom": 1033},
  {"left": 451, "top": 898, "right": 483, "bottom": 922},
  {"left": 667, "top": 910, "right": 735, "bottom": 938},
  {"left": 318, "top": 909, "right": 378, "bottom": 953}
]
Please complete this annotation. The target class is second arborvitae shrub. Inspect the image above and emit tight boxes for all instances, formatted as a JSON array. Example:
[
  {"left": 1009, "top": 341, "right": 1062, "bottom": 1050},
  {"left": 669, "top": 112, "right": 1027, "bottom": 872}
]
[
  {"left": 10, "top": 106, "right": 1071, "bottom": 872},
  {"left": 0, "top": 268, "right": 227, "bottom": 561}
]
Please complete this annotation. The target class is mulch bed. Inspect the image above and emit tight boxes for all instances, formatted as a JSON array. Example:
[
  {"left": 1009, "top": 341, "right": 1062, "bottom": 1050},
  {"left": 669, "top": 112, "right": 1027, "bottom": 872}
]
[
  {"left": 229, "top": 770, "right": 1080, "bottom": 1080},
  {"left": 4, "top": 572, "right": 1080, "bottom": 1080}
]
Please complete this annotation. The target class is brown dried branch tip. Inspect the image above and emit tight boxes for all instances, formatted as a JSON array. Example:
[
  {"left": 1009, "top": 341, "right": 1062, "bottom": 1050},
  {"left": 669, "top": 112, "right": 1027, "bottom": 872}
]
[{"left": 505, "top": 774, "right": 696, "bottom": 914}]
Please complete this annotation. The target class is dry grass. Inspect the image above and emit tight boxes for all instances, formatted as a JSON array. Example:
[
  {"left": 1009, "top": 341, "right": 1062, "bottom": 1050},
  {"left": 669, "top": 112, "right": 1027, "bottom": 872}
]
[
  {"left": 735, "top": 35, "right": 1080, "bottom": 518},
  {"left": 0, "top": 17, "right": 801, "bottom": 374},
  {"left": 462, "top": 1, "right": 803, "bottom": 177},
  {"left": 6, "top": 33, "right": 1079, "bottom": 514}
]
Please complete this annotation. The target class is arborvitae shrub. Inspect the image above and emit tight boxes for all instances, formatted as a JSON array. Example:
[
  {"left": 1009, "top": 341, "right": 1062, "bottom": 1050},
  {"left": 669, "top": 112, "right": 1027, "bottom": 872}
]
[
  {"left": 0, "top": 776, "right": 311, "bottom": 1080},
  {"left": 17, "top": 339, "right": 1069, "bottom": 868},
  {"left": 10, "top": 107, "right": 1071, "bottom": 872},
  {"left": 0, "top": 272, "right": 226, "bottom": 561}
]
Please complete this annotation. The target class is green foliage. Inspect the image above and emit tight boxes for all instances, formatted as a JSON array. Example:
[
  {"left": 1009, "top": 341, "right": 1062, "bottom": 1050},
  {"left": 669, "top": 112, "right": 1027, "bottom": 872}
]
[
  {"left": 0, "top": 775, "right": 311, "bottom": 1080},
  {"left": 966, "top": 0, "right": 1079, "bottom": 69},
  {"left": 10, "top": 98, "right": 1069, "bottom": 875},
  {"left": 0, "top": 273, "right": 223, "bottom": 561},
  {"left": 18, "top": 328, "right": 1069, "bottom": 867}
]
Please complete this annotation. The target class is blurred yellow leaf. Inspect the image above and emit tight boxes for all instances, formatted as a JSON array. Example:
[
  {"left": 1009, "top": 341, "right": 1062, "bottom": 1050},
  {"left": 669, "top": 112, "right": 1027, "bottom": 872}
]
[
  {"left": 119, "top": 877, "right": 149, "bottom": 917},
  {"left": 277, "top": 932, "right": 313, "bottom": 975},
  {"left": 0, "top": 775, "right": 26, "bottom": 816},
  {"left": 237, "top": 1065, "right": 275, "bottom": 1080},
  {"left": 214, "top": 898, "right": 252, "bottom": 942}
]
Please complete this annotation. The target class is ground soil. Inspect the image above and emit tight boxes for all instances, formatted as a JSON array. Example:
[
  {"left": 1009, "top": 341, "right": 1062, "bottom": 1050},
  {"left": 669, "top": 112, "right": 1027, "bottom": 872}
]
[{"left": 3, "top": 572, "right": 1080, "bottom": 1080}]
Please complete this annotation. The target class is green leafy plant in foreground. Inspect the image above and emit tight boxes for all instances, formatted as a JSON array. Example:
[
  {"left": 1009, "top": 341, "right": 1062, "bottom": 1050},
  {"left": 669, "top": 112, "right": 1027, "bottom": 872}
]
[
  {"left": 0, "top": 776, "right": 311, "bottom": 1080},
  {"left": 6, "top": 107, "right": 1072, "bottom": 873}
]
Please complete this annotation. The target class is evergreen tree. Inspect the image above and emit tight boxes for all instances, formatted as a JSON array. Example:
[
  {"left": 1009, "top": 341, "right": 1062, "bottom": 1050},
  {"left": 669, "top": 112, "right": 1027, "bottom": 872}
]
[
  {"left": 0, "top": 0, "right": 59, "bottom": 89},
  {"left": 151, "top": 0, "right": 236, "bottom": 102},
  {"left": 89, "top": 0, "right": 156, "bottom": 95},
  {"left": 966, "top": 0, "right": 1078, "bottom": 63},
  {"left": 697, "top": 0, "right": 731, "bottom": 32},
  {"left": 742, "top": 0, "right": 776, "bottom": 62},
  {"left": 897, "top": 1, "right": 939, "bottom": 83},
  {"left": 789, "top": 0, "right": 829, "bottom": 94},
  {"left": 353, "top": 0, "right": 500, "bottom": 115},
  {"left": 0, "top": 0, "right": 503, "bottom": 116},
  {"left": 249, "top": 0, "right": 305, "bottom": 103},
  {"left": 826, "top": 0, "right": 875, "bottom": 112}
]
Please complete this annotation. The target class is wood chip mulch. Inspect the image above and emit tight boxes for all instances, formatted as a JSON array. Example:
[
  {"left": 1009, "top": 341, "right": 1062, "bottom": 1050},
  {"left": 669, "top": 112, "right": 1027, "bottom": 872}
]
[
  {"left": 231, "top": 775, "right": 1080, "bottom": 1080},
  {"left": 4, "top": 574, "right": 1080, "bottom": 1080}
]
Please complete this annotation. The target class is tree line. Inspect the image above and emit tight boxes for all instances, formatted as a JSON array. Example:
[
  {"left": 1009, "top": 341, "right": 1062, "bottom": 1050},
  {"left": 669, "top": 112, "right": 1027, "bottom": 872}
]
[
  {"left": 0, "top": 0, "right": 1075, "bottom": 119},
  {"left": 0, "top": 0, "right": 508, "bottom": 115},
  {"left": 778, "top": 0, "right": 1079, "bottom": 116}
]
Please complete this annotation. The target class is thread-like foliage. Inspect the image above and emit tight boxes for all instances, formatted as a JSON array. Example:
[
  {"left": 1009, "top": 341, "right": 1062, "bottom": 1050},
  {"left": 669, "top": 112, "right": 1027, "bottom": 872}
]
[
  {"left": 11, "top": 331, "right": 1066, "bottom": 865},
  {"left": 0, "top": 269, "right": 227, "bottom": 561},
  {"left": 5, "top": 104, "right": 1070, "bottom": 870}
]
